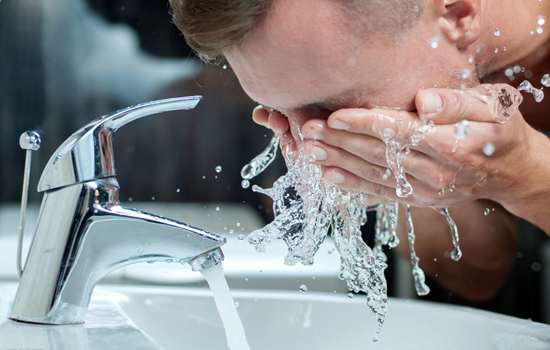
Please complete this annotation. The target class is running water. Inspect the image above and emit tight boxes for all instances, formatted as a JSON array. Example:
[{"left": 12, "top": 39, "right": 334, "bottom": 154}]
[{"left": 200, "top": 263, "right": 250, "bottom": 350}]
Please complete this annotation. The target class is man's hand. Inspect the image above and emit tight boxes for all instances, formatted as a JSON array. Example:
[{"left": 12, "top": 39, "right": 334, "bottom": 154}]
[{"left": 300, "top": 85, "right": 535, "bottom": 208}]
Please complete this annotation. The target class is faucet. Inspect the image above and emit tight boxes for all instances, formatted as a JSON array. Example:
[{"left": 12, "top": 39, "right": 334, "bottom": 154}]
[{"left": 10, "top": 96, "right": 226, "bottom": 325}]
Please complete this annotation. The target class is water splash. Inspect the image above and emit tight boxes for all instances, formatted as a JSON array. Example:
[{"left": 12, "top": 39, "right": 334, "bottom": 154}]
[
  {"left": 246, "top": 136, "right": 388, "bottom": 335},
  {"left": 373, "top": 114, "right": 433, "bottom": 198},
  {"left": 405, "top": 204, "right": 430, "bottom": 296},
  {"left": 517, "top": 80, "right": 544, "bottom": 103},
  {"left": 454, "top": 120, "right": 471, "bottom": 140},
  {"left": 483, "top": 142, "right": 495, "bottom": 156},
  {"left": 466, "top": 84, "right": 524, "bottom": 122},
  {"left": 432, "top": 208, "right": 462, "bottom": 261},
  {"left": 241, "top": 134, "right": 280, "bottom": 180}
]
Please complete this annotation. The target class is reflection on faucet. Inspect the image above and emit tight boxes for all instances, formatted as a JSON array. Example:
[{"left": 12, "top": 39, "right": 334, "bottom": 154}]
[{"left": 10, "top": 96, "right": 226, "bottom": 325}]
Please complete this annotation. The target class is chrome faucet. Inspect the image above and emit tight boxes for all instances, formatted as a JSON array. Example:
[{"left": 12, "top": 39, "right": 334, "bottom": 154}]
[{"left": 10, "top": 96, "right": 226, "bottom": 325}]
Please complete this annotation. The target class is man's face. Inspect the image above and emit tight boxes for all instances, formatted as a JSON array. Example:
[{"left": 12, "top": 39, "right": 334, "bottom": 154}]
[{"left": 225, "top": 0, "right": 474, "bottom": 137}]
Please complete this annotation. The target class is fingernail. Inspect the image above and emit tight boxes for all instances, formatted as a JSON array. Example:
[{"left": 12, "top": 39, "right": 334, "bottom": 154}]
[
  {"left": 326, "top": 170, "right": 345, "bottom": 184},
  {"left": 329, "top": 120, "right": 350, "bottom": 130},
  {"left": 421, "top": 92, "right": 443, "bottom": 114},
  {"left": 311, "top": 146, "right": 327, "bottom": 161},
  {"left": 303, "top": 128, "right": 324, "bottom": 140}
]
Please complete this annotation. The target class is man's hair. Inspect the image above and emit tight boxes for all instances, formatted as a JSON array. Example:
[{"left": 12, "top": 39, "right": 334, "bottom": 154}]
[{"left": 169, "top": 0, "right": 426, "bottom": 63}]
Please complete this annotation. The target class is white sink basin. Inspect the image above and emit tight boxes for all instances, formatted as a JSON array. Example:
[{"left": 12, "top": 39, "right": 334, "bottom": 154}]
[{"left": 1, "top": 282, "right": 548, "bottom": 350}]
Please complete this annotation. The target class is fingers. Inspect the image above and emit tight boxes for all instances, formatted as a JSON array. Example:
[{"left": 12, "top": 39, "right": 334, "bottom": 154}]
[
  {"left": 252, "top": 105, "right": 270, "bottom": 126},
  {"left": 323, "top": 166, "right": 399, "bottom": 200},
  {"left": 303, "top": 139, "right": 397, "bottom": 188},
  {"left": 416, "top": 84, "right": 522, "bottom": 124},
  {"left": 302, "top": 119, "right": 389, "bottom": 167},
  {"left": 252, "top": 106, "right": 290, "bottom": 134}
]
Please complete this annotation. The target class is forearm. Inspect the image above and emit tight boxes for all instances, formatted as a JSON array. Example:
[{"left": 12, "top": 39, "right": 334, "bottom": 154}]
[
  {"left": 396, "top": 200, "right": 517, "bottom": 302},
  {"left": 494, "top": 129, "right": 550, "bottom": 235}
]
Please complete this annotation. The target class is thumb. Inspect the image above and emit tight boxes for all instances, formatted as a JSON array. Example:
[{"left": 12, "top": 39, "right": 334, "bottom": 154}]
[{"left": 415, "top": 84, "right": 523, "bottom": 124}]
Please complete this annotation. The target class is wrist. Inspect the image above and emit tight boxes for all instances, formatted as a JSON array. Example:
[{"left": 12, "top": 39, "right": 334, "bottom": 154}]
[{"left": 492, "top": 129, "right": 550, "bottom": 232}]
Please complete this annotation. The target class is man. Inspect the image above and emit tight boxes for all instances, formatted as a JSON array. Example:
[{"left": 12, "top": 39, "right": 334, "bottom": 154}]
[{"left": 169, "top": 0, "right": 550, "bottom": 303}]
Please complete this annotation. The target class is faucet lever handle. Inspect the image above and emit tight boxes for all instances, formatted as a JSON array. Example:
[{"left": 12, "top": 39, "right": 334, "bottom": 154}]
[
  {"left": 37, "top": 96, "right": 201, "bottom": 192},
  {"left": 17, "top": 131, "right": 41, "bottom": 278}
]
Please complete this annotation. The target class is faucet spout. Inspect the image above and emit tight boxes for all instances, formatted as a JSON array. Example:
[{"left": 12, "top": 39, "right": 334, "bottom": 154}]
[{"left": 10, "top": 178, "right": 226, "bottom": 325}]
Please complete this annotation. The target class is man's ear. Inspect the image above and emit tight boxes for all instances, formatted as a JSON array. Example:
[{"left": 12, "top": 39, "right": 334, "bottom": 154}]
[{"left": 437, "top": 0, "right": 481, "bottom": 49}]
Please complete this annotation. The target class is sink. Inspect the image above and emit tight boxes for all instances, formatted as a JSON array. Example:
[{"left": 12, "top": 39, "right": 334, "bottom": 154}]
[{"left": 1, "top": 282, "right": 548, "bottom": 350}]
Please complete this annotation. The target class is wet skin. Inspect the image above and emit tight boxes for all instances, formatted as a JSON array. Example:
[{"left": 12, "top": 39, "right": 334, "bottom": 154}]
[{"left": 224, "top": 0, "right": 550, "bottom": 301}]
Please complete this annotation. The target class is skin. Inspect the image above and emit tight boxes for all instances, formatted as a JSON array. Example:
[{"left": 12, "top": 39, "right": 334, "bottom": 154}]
[{"left": 223, "top": 0, "right": 550, "bottom": 301}]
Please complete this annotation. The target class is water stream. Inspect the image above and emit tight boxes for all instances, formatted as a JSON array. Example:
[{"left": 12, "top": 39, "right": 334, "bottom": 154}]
[{"left": 200, "top": 263, "right": 250, "bottom": 350}]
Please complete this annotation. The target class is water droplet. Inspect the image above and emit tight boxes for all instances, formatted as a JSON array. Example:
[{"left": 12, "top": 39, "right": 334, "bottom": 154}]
[
  {"left": 348, "top": 293, "right": 354, "bottom": 299},
  {"left": 494, "top": 28, "right": 500, "bottom": 36},
  {"left": 538, "top": 15, "right": 546, "bottom": 26},
  {"left": 429, "top": 36, "right": 440, "bottom": 48},
  {"left": 202, "top": 175, "right": 206, "bottom": 179},
  {"left": 151, "top": 197, "right": 156, "bottom": 201},
  {"left": 439, "top": 188, "right": 445, "bottom": 196},
  {"left": 238, "top": 234, "right": 244, "bottom": 241},
  {"left": 541, "top": 74, "right": 550, "bottom": 87},
  {"left": 216, "top": 207, "right": 220, "bottom": 212},
  {"left": 454, "top": 120, "right": 471, "bottom": 140},
  {"left": 229, "top": 229, "right": 234, "bottom": 234},
  {"left": 532, "top": 262, "right": 542, "bottom": 271},
  {"left": 222, "top": 64, "right": 228, "bottom": 69},
  {"left": 494, "top": 48, "right": 499, "bottom": 54},
  {"left": 299, "top": 284, "right": 308, "bottom": 293},
  {"left": 241, "top": 180, "right": 250, "bottom": 189},
  {"left": 461, "top": 68, "right": 471, "bottom": 79},
  {"left": 484, "top": 208, "right": 490, "bottom": 215},
  {"left": 468, "top": 55, "right": 474, "bottom": 63},
  {"left": 215, "top": 166, "right": 222, "bottom": 173},
  {"left": 237, "top": 222, "right": 241, "bottom": 227},
  {"left": 537, "top": 27, "right": 544, "bottom": 34},
  {"left": 518, "top": 80, "right": 545, "bottom": 102},
  {"left": 147, "top": 260, "right": 155, "bottom": 264},
  {"left": 483, "top": 142, "right": 495, "bottom": 156},
  {"left": 531, "top": 30, "right": 535, "bottom": 35},
  {"left": 176, "top": 188, "right": 180, "bottom": 193},
  {"left": 128, "top": 197, "right": 133, "bottom": 202},
  {"left": 505, "top": 68, "right": 514, "bottom": 77},
  {"left": 165, "top": 258, "right": 173, "bottom": 264}
]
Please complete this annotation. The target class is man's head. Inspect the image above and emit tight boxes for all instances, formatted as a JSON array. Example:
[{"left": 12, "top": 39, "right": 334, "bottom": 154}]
[
  {"left": 170, "top": 0, "right": 489, "bottom": 132},
  {"left": 170, "top": 0, "right": 427, "bottom": 63}
]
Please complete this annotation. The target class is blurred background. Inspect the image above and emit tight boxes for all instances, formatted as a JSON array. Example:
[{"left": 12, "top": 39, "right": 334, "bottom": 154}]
[{"left": 0, "top": 0, "right": 548, "bottom": 324}]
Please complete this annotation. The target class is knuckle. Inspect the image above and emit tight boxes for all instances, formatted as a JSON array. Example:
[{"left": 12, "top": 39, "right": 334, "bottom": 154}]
[
  {"left": 361, "top": 167, "right": 382, "bottom": 183},
  {"left": 454, "top": 94, "right": 470, "bottom": 120},
  {"left": 368, "top": 146, "right": 387, "bottom": 165},
  {"left": 371, "top": 182, "right": 386, "bottom": 196}
]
